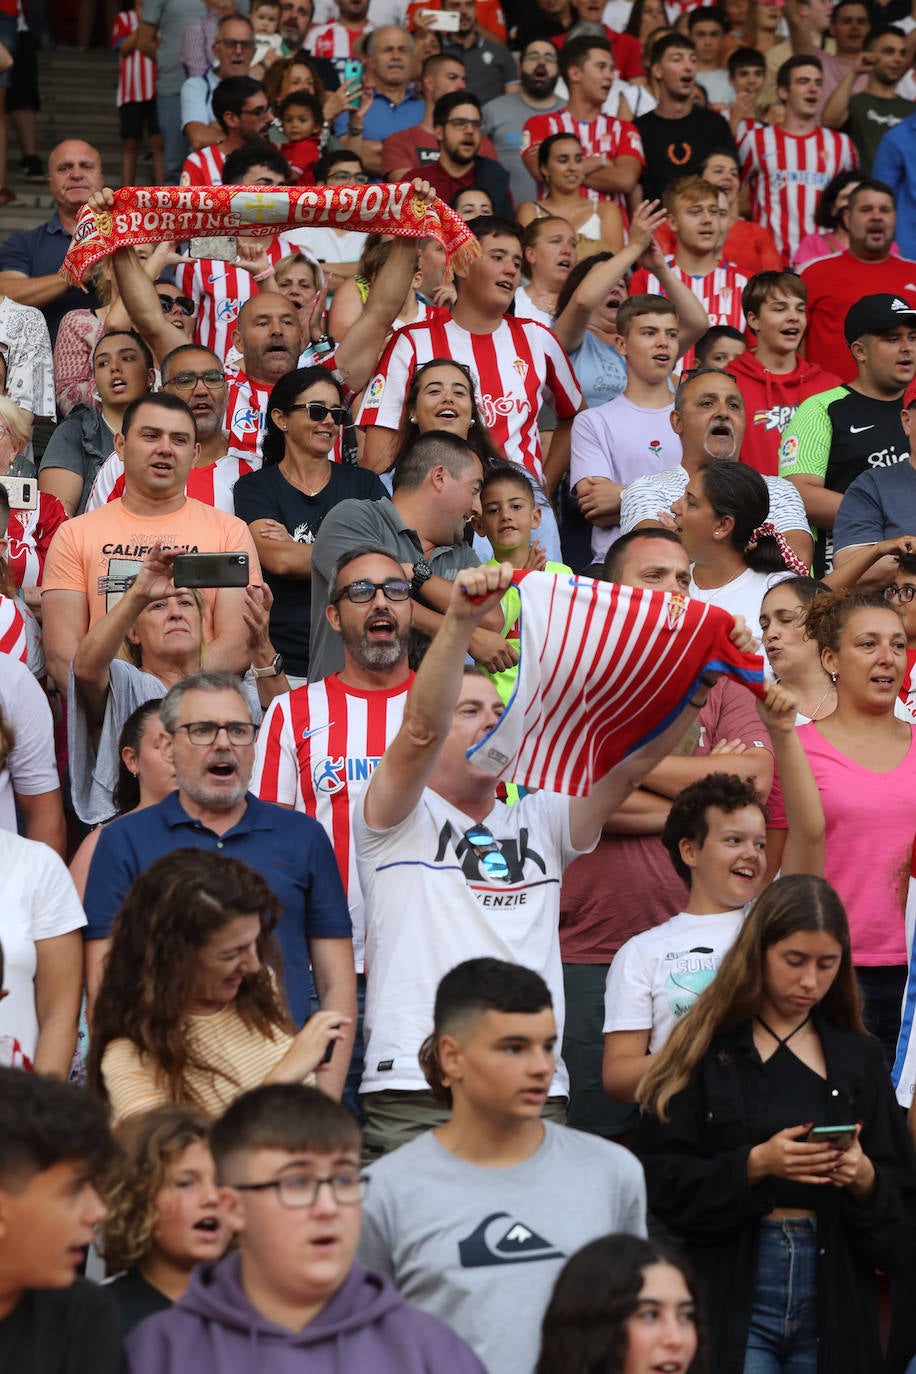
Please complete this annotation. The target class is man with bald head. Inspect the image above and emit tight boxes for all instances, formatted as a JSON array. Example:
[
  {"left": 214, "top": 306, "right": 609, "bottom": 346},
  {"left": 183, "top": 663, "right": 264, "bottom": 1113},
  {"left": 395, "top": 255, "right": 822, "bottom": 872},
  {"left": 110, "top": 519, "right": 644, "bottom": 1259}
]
[{"left": 0, "top": 140, "right": 104, "bottom": 343}]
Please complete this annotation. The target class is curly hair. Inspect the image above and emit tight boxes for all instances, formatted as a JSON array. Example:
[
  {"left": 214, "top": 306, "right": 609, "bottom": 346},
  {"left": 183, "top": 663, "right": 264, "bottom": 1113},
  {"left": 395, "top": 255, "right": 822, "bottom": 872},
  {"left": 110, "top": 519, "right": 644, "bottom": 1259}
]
[
  {"left": 100, "top": 1106, "right": 212, "bottom": 1273},
  {"left": 536, "top": 1233, "right": 707, "bottom": 1374},
  {"left": 662, "top": 772, "right": 766, "bottom": 883},
  {"left": 87, "top": 850, "right": 293, "bottom": 1109},
  {"left": 803, "top": 587, "right": 902, "bottom": 656}
]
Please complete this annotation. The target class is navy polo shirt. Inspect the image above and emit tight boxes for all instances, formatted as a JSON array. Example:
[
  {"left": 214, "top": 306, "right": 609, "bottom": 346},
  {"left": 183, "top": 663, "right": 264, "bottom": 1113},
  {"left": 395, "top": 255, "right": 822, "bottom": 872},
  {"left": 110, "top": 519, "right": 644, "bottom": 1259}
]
[
  {"left": 0, "top": 211, "right": 102, "bottom": 345},
  {"left": 83, "top": 791, "right": 351, "bottom": 1025}
]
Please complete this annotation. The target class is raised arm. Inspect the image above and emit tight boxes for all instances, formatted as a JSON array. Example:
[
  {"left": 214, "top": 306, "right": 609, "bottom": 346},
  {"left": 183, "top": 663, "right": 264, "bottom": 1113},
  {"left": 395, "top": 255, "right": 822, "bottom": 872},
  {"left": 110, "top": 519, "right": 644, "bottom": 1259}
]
[
  {"left": 757, "top": 692, "right": 824, "bottom": 877},
  {"left": 362, "top": 562, "right": 513, "bottom": 830}
]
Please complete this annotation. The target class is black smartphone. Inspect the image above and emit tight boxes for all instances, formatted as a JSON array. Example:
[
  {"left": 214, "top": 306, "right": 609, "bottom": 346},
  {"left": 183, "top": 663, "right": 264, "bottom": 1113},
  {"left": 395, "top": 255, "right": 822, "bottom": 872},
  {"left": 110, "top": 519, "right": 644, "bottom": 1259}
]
[
  {"left": 806, "top": 1124, "right": 857, "bottom": 1149},
  {"left": 322, "top": 1037, "right": 336, "bottom": 1065},
  {"left": 172, "top": 552, "right": 250, "bottom": 588}
]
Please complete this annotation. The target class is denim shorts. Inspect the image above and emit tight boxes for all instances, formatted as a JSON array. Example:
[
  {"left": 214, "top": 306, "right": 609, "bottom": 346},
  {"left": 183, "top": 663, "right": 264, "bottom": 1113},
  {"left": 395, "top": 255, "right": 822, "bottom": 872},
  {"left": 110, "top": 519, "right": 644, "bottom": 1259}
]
[
  {"left": 743, "top": 1217, "right": 818, "bottom": 1374},
  {"left": 0, "top": 15, "right": 18, "bottom": 91}
]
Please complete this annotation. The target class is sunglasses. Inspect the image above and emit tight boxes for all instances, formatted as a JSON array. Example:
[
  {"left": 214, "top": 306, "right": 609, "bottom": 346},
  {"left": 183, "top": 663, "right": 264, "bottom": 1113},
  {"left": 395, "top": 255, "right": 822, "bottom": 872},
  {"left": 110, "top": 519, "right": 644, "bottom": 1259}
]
[
  {"left": 158, "top": 294, "right": 195, "bottom": 317},
  {"left": 287, "top": 401, "right": 348, "bottom": 425},
  {"left": 463, "top": 824, "right": 510, "bottom": 881}
]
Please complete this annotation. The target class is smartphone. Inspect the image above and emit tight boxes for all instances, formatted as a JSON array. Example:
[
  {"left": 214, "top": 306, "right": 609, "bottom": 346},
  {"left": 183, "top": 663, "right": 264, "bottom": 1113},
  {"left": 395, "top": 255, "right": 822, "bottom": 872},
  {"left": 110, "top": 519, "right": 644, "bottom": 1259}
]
[
  {"left": 322, "top": 1037, "right": 336, "bottom": 1065},
  {"left": 806, "top": 1124, "right": 857, "bottom": 1149},
  {"left": 189, "top": 235, "right": 238, "bottom": 261},
  {"left": 420, "top": 8, "right": 461, "bottom": 29},
  {"left": 173, "top": 552, "right": 250, "bottom": 588},
  {"left": 0, "top": 475, "right": 38, "bottom": 510},
  {"left": 343, "top": 58, "right": 363, "bottom": 107}
]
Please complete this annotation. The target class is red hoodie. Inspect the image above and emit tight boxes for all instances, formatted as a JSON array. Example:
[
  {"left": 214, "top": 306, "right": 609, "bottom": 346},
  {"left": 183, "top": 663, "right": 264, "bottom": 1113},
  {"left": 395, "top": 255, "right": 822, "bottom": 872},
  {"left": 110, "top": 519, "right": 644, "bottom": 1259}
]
[{"left": 730, "top": 349, "right": 842, "bottom": 478}]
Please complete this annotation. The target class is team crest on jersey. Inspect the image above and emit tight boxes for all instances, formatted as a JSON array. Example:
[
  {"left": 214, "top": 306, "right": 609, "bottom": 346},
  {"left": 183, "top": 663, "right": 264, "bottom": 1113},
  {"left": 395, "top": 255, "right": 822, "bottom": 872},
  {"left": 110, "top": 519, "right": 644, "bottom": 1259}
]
[
  {"left": 232, "top": 404, "right": 261, "bottom": 433},
  {"left": 365, "top": 374, "right": 385, "bottom": 407},
  {"left": 216, "top": 298, "right": 240, "bottom": 323},
  {"left": 666, "top": 592, "right": 687, "bottom": 631},
  {"left": 513, "top": 358, "right": 528, "bottom": 382}
]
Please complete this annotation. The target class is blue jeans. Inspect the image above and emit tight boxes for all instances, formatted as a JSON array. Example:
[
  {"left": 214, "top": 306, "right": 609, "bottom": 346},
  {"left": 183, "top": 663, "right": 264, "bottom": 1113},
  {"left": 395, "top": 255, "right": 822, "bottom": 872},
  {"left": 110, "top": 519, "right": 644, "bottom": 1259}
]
[
  {"left": 743, "top": 1218, "right": 818, "bottom": 1374},
  {"left": 157, "top": 91, "right": 188, "bottom": 185}
]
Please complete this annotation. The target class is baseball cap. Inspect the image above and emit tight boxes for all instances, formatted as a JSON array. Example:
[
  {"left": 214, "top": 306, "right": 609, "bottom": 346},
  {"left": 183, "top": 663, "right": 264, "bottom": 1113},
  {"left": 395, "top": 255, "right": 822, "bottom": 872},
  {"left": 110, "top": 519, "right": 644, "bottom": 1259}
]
[{"left": 844, "top": 293, "right": 916, "bottom": 346}]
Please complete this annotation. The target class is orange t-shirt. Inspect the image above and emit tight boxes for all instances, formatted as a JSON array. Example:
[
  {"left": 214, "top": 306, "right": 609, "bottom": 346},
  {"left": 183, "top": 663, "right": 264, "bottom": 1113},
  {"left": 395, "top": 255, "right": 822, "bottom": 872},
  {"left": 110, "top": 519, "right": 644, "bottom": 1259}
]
[{"left": 42, "top": 496, "right": 262, "bottom": 635}]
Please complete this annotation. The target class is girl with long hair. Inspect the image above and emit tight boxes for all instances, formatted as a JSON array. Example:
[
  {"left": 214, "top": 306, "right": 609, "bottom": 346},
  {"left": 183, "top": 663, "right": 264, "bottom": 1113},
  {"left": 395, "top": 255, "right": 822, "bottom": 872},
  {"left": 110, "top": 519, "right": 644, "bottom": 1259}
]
[
  {"left": 517, "top": 135, "right": 624, "bottom": 259},
  {"left": 395, "top": 357, "right": 506, "bottom": 475},
  {"left": 635, "top": 874, "right": 916, "bottom": 1374},
  {"left": 536, "top": 1233, "right": 705, "bottom": 1374},
  {"left": 88, "top": 849, "right": 349, "bottom": 1122},
  {"left": 101, "top": 1107, "right": 229, "bottom": 1333}
]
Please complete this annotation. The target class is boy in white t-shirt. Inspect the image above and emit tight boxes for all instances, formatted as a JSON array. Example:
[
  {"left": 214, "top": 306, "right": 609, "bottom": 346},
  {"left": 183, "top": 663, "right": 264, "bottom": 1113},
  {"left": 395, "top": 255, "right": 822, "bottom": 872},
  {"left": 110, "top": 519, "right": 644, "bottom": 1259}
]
[
  {"left": 570, "top": 294, "right": 684, "bottom": 562},
  {"left": 602, "top": 693, "right": 825, "bottom": 1103}
]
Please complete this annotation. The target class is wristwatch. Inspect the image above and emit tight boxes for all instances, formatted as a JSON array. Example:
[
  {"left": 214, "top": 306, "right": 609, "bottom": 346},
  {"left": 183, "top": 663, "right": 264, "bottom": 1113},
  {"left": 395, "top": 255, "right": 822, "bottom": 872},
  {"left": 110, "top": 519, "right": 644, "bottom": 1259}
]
[
  {"left": 410, "top": 558, "right": 432, "bottom": 597},
  {"left": 251, "top": 653, "right": 284, "bottom": 679}
]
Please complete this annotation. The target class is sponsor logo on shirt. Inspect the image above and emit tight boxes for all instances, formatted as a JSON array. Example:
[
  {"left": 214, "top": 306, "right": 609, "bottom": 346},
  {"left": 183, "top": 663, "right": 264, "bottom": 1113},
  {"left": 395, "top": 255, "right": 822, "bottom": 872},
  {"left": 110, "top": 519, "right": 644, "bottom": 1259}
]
[
  {"left": 216, "top": 297, "right": 241, "bottom": 323},
  {"left": 754, "top": 404, "right": 795, "bottom": 435},
  {"left": 365, "top": 374, "right": 385, "bottom": 407},
  {"left": 312, "top": 755, "right": 382, "bottom": 793},
  {"left": 778, "top": 433, "right": 799, "bottom": 468},
  {"left": 232, "top": 404, "right": 262, "bottom": 433},
  {"left": 458, "top": 1214, "right": 565, "bottom": 1268}
]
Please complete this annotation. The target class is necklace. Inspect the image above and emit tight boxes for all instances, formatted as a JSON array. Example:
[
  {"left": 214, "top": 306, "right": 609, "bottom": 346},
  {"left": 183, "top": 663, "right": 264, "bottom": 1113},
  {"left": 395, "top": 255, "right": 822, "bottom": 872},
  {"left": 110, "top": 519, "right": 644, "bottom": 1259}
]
[
  {"left": 756, "top": 1010, "right": 811, "bottom": 1046},
  {"left": 283, "top": 459, "right": 331, "bottom": 498},
  {"left": 804, "top": 681, "right": 835, "bottom": 721}
]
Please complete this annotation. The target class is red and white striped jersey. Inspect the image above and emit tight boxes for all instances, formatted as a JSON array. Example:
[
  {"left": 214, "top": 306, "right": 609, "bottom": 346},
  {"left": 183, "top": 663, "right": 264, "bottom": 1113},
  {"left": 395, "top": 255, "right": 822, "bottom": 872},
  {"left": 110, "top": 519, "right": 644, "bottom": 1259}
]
[
  {"left": 87, "top": 451, "right": 258, "bottom": 515},
  {"left": 175, "top": 236, "right": 292, "bottom": 364},
  {"left": 252, "top": 672, "right": 413, "bottom": 970},
  {"left": 4, "top": 493, "right": 69, "bottom": 589},
  {"left": 307, "top": 20, "right": 373, "bottom": 59},
  {"left": 629, "top": 256, "right": 748, "bottom": 371},
  {"left": 180, "top": 144, "right": 226, "bottom": 189},
  {"left": 357, "top": 316, "right": 582, "bottom": 484},
  {"left": 520, "top": 110, "right": 645, "bottom": 210},
  {"left": 737, "top": 120, "right": 857, "bottom": 262},
  {"left": 224, "top": 368, "right": 273, "bottom": 464},
  {"left": 0, "top": 597, "right": 26, "bottom": 664},
  {"left": 112, "top": 10, "right": 156, "bottom": 106}
]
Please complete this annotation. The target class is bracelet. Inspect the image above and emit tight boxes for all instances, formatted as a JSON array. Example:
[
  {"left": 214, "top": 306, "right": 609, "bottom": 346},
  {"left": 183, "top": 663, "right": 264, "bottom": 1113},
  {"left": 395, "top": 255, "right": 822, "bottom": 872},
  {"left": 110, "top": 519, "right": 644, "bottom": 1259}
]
[
  {"left": 688, "top": 694, "right": 707, "bottom": 709},
  {"left": 348, "top": 123, "right": 364, "bottom": 134},
  {"left": 252, "top": 265, "right": 275, "bottom": 282}
]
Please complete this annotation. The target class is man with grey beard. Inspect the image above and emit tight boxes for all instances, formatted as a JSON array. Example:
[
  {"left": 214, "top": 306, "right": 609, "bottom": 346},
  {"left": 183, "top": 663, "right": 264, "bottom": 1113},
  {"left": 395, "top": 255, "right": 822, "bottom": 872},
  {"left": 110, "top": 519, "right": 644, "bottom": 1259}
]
[
  {"left": 251, "top": 546, "right": 416, "bottom": 1111},
  {"left": 617, "top": 365, "right": 813, "bottom": 569}
]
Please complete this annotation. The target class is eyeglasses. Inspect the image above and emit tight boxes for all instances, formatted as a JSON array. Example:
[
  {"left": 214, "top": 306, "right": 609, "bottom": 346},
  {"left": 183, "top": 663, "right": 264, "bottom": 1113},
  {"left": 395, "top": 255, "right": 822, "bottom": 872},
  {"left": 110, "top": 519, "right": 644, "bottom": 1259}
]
[
  {"left": 157, "top": 294, "right": 195, "bottom": 317},
  {"left": 522, "top": 49, "right": 559, "bottom": 63},
  {"left": 445, "top": 117, "right": 482, "bottom": 130},
  {"left": 241, "top": 102, "right": 272, "bottom": 117},
  {"left": 166, "top": 369, "right": 226, "bottom": 391},
  {"left": 327, "top": 171, "right": 369, "bottom": 184},
  {"left": 463, "top": 823, "right": 510, "bottom": 881},
  {"left": 885, "top": 584, "right": 916, "bottom": 604},
  {"left": 172, "top": 721, "right": 258, "bottom": 745},
  {"left": 287, "top": 401, "right": 349, "bottom": 425},
  {"left": 230, "top": 1171, "right": 369, "bottom": 1208},
  {"left": 219, "top": 37, "right": 256, "bottom": 49},
  {"left": 334, "top": 578, "right": 411, "bottom": 604}
]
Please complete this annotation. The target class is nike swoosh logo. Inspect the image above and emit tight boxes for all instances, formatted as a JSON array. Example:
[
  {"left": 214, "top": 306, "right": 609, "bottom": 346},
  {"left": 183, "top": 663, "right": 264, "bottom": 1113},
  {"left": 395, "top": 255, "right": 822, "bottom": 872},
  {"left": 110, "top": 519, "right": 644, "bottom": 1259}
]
[
  {"left": 301, "top": 723, "right": 332, "bottom": 740},
  {"left": 850, "top": 425, "right": 875, "bottom": 434}
]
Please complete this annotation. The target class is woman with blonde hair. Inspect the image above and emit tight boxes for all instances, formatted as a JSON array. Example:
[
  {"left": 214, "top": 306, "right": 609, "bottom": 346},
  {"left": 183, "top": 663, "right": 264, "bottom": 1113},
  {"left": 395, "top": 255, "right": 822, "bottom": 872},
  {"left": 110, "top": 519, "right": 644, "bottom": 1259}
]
[
  {"left": 101, "top": 1107, "right": 229, "bottom": 1334},
  {"left": 634, "top": 874, "right": 916, "bottom": 1374}
]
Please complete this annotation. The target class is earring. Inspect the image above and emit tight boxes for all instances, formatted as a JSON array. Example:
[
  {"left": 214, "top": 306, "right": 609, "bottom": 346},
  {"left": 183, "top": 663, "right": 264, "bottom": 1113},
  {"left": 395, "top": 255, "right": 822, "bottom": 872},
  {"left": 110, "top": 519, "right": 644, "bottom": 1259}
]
[
  {"left": 830, "top": 672, "right": 837, "bottom": 684},
  {"left": 408, "top": 414, "right": 417, "bottom": 424}
]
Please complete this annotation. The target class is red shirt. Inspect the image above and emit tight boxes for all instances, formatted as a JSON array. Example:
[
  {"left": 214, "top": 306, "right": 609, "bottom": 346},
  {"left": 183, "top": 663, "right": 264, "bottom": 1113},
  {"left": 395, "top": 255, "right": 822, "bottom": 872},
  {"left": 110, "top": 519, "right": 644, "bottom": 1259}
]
[
  {"left": 552, "top": 26, "right": 643, "bottom": 81},
  {"left": 799, "top": 249, "right": 916, "bottom": 382}
]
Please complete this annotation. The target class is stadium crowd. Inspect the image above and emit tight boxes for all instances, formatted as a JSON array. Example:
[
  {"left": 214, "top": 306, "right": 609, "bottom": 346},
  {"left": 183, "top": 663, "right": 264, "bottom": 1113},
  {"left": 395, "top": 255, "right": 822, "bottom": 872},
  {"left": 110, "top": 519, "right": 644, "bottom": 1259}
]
[{"left": 6, "top": 0, "right": 916, "bottom": 1368}]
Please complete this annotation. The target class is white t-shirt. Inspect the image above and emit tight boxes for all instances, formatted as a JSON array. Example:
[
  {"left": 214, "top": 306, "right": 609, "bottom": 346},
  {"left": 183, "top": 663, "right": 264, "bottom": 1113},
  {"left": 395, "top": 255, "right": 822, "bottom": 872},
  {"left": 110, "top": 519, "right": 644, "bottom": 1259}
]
[
  {"left": 619, "top": 463, "right": 809, "bottom": 539},
  {"left": 514, "top": 284, "right": 553, "bottom": 327},
  {"left": 689, "top": 567, "right": 793, "bottom": 646},
  {"left": 0, "top": 830, "right": 86, "bottom": 1067},
  {"left": 355, "top": 788, "right": 591, "bottom": 1096},
  {"left": 604, "top": 906, "right": 746, "bottom": 1051},
  {"left": 0, "top": 655, "right": 59, "bottom": 838},
  {"left": 571, "top": 394, "right": 680, "bottom": 559}
]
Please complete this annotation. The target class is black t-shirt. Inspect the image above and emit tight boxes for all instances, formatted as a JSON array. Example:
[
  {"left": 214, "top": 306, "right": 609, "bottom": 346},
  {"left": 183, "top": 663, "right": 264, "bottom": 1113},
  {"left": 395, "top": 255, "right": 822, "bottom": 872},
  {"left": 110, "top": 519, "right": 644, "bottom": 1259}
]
[
  {"left": 0, "top": 1281, "right": 125, "bottom": 1374},
  {"left": 635, "top": 107, "right": 739, "bottom": 203},
  {"left": 233, "top": 460, "right": 387, "bottom": 677},
  {"left": 107, "top": 1269, "right": 171, "bottom": 1337}
]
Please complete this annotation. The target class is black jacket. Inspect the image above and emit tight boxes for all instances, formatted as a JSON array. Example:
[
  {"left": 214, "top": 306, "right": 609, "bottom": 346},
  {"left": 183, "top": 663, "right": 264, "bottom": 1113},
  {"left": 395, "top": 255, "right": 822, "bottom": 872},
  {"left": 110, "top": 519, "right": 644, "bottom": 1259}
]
[{"left": 633, "top": 1013, "right": 916, "bottom": 1374}]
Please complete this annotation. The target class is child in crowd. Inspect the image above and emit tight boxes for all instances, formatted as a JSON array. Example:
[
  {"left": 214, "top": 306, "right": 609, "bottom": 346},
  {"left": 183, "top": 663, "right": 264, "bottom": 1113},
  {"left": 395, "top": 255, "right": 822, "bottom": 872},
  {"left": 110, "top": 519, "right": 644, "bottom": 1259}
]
[
  {"left": 250, "top": 0, "right": 283, "bottom": 69},
  {"left": 101, "top": 1107, "right": 229, "bottom": 1335},
  {"left": 694, "top": 323, "right": 746, "bottom": 369},
  {"left": 125, "top": 1084, "right": 486, "bottom": 1372},
  {"left": 278, "top": 91, "right": 326, "bottom": 185},
  {"left": 112, "top": 0, "right": 164, "bottom": 188},
  {"left": 474, "top": 464, "right": 572, "bottom": 703},
  {"left": 727, "top": 45, "right": 766, "bottom": 131},
  {"left": 0, "top": 1067, "right": 123, "bottom": 1373}
]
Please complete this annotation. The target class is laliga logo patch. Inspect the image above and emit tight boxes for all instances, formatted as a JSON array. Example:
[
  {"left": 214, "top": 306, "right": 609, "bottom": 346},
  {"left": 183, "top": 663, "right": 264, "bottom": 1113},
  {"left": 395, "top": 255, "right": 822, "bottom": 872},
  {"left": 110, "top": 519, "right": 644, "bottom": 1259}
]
[
  {"left": 666, "top": 591, "right": 687, "bottom": 631},
  {"left": 365, "top": 374, "right": 385, "bottom": 407},
  {"left": 229, "top": 189, "right": 291, "bottom": 224},
  {"left": 233, "top": 404, "right": 261, "bottom": 433}
]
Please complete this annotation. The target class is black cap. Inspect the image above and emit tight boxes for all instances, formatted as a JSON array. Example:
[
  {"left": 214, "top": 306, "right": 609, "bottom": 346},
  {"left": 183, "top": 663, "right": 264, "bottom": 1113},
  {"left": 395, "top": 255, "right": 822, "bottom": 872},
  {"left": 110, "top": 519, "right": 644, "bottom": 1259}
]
[{"left": 844, "top": 293, "right": 916, "bottom": 346}]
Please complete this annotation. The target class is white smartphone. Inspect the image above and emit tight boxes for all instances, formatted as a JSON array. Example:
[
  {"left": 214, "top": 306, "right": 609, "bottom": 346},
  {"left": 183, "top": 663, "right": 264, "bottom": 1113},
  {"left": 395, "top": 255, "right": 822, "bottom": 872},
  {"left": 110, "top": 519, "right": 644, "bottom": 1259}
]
[
  {"left": 420, "top": 8, "right": 461, "bottom": 30},
  {"left": 0, "top": 475, "right": 38, "bottom": 511}
]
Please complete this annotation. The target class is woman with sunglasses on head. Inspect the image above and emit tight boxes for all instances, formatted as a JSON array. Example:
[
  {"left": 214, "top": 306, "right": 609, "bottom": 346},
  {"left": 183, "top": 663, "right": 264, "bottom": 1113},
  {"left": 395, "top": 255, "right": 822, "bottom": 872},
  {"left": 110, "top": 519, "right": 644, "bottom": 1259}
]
[
  {"left": 88, "top": 849, "right": 350, "bottom": 1123},
  {"left": 234, "top": 367, "right": 386, "bottom": 687},
  {"left": 633, "top": 874, "right": 916, "bottom": 1374}
]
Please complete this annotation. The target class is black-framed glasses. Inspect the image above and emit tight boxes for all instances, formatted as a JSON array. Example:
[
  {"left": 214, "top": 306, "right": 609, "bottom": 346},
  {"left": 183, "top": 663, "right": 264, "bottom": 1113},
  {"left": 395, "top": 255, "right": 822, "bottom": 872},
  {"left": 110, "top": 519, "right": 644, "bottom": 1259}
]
[
  {"left": 231, "top": 1171, "right": 368, "bottom": 1207},
  {"left": 218, "top": 37, "right": 256, "bottom": 49},
  {"left": 158, "top": 293, "right": 195, "bottom": 317},
  {"left": 166, "top": 368, "right": 226, "bottom": 391},
  {"left": 464, "top": 824, "right": 510, "bottom": 881},
  {"left": 885, "top": 584, "right": 916, "bottom": 604},
  {"left": 445, "top": 117, "right": 482, "bottom": 130},
  {"left": 172, "top": 721, "right": 258, "bottom": 746},
  {"left": 287, "top": 401, "right": 348, "bottom": 425},
  {"left": 334, "top": 578, "right": 411, "bottom": 604}
]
